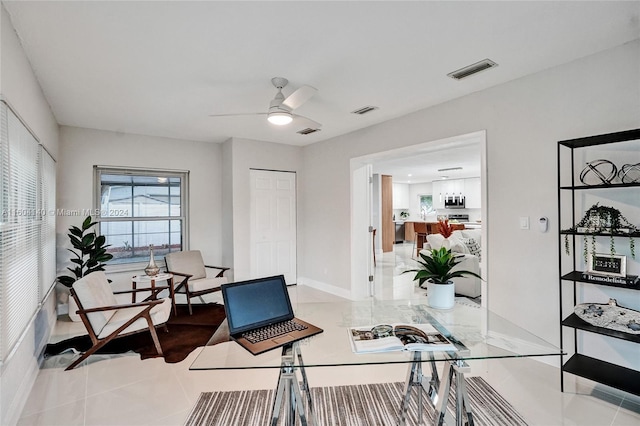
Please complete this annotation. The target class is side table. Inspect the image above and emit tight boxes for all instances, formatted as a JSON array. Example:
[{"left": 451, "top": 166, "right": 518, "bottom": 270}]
[{"left": 131, "top": 273, "right": 176, "bottom": 316}]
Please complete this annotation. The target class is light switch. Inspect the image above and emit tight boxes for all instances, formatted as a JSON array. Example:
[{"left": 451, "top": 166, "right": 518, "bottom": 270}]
[{"left": 519, "top": 216, "right": 530, "bottom": 230}]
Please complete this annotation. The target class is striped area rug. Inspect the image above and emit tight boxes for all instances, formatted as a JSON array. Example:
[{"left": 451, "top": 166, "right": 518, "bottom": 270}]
[{"left": 184, "top": 377, "right": 527, "bottom": 425}]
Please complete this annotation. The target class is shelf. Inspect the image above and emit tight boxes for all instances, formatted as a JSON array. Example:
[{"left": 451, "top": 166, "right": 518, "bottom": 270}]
[
  {"left": 558, "top": 129, "right": 640, "bottom": 396},
  {"left": 561, "top": 271, "right": 640, "bottom": 290},
  {"left": 560, "top": 230, "right": 640, "bottom": 237},
  {"left": 558, "top": 128, "right": 640, "bottom": 148},
  {"left": 562, "top": 313, "right": 640, "bottom": 343},
  {"left": 560, "top": 182, "right": 640, "bottom": 190},
  {"left": 563, "top": 354, "right": 640, "bottom": 396}
]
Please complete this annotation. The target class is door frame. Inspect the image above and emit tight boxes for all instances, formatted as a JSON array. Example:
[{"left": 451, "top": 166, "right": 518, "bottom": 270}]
[{"left": 350, "top": 130, "right": 488, "bottom": 305}]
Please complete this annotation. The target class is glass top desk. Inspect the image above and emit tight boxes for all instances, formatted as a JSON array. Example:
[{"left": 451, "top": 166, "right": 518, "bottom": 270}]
[{"left": 190, "top": 299, "right": 563, "bottom": 426}]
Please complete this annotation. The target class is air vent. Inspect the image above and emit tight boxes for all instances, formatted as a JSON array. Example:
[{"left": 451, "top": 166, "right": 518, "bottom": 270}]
[
  {"left": 351, "top": 106, "right": 379, "bottom": 115},
  {"left": 297, "top": 128, "right": 321, "bottom": 135},
  {"left": 447, "top": 59, "right": 497, "bottom": 80}
]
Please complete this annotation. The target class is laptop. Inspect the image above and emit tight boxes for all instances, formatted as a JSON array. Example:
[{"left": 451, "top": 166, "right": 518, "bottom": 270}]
[{"left": 221, "top": 275, "right": 324, "bottom": 355}]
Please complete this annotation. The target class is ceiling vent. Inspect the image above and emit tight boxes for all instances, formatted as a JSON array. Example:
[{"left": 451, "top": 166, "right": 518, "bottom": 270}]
[
  {"left": 351, "top": 106, "right": 379, "bottom": 115},
  {"left": 297, "top": 128, "right": 321, "bottom": 135},
  {"left": 447, "top": 59, "right": 497, "bottom": 80}
]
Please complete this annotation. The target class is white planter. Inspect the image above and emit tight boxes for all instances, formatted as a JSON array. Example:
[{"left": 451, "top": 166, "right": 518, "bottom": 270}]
[{"left": 426, "top": 280, "right": 455, "bottom": 309}]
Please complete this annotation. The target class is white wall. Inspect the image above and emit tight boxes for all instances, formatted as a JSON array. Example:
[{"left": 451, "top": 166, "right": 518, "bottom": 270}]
[
  {"left": 0, "top": 5, "right": 59, "bottom": 426},
  {"left": 300, "top": 41, "right": 640, "bottom": 368},
  {"left": 225, "top": 137, "right": 303, "bottom": 282},
  {"left": 0, "top": 6, "right": 58, "bottom": 157},
  {"left": 56, "top": 126, "right": 224, "bottom": 291}
]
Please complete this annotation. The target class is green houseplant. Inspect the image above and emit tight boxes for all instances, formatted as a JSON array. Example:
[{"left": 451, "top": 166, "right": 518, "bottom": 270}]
[
  {"left": 404, "top": 247, "right": 482, "bottom": 309},
  {"left": 57, "top": 216, "right": 113, "bottom": 288},
  {"left": 563, "top": 203, "right": 637, "bottom": 262}
]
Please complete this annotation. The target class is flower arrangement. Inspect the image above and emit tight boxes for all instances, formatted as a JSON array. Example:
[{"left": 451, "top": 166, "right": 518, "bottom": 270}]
[{"left": 437, "top": 219, "right": 454, "bottom": 238}]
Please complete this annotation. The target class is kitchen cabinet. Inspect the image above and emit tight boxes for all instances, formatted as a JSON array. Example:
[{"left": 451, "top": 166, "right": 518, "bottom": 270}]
[
  {"left": 464, "top": 177, "right": 481, "bottom": 208},
  {"left": 433, "top": 178, "right": 480, "bottom": 209},
  {"left": 392, "top": 183, "right": 409, "bottom": 209},
  {"left": 558, "top": 128, "right": 640, "bottom": 396},
  {"left": 432, "top": 180, "right": 444, "bottom": 209}
]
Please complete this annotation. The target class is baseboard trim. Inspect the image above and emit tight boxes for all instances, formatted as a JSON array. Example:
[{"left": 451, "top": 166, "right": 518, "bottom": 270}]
[{"left": 297, "top": 276, "right": 353, "bottom": 300}]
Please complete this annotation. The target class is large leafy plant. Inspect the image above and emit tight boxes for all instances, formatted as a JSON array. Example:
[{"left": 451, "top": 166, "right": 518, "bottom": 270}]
[
  {"left": 57, "top": 216, "right": 113, "bottom": 287},
  {"left": 404, "top": 247, "right": 482, "bottom": 287}
]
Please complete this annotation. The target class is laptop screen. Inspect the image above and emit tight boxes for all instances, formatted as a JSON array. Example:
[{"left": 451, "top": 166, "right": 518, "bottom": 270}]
[{"left": 222, "top": 275, "right": 294, "bottom": 335}]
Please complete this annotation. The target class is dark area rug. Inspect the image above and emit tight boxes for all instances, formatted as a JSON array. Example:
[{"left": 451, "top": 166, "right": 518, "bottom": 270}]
[{"left": 45, "top": 303, "right": 226, "bottom": 364}]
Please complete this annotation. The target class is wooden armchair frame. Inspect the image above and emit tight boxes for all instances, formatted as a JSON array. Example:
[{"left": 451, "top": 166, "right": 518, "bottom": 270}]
[
  {"left": 165, "top": 250, "right": 231, "bottom": 315},
  {"left": 167, "top": 264, "right": 230, "bottom": 315},
  {"left": 66, "top": 287, "right": 169, "bottom": 371}
]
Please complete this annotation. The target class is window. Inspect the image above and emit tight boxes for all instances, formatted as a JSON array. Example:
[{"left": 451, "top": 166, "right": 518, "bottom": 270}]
[
  {"left": 0, "top": 101, "right": 56, "bottom": 362},
  {"left": 94, "top": 167, "right": 189, "bottom": 267},
  {"left": 419, "top": 194, "right": 434, "bottom": 218}
]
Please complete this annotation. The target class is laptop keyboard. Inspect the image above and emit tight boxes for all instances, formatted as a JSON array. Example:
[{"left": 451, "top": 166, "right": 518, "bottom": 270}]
[{"left": 243, "top": 320, "right": 308, "bottom": 344}]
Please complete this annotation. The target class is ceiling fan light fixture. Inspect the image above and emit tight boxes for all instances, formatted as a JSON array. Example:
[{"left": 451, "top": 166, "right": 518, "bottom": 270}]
[{"left": 267, "top": 111, "right": 293, "bottom": 125}]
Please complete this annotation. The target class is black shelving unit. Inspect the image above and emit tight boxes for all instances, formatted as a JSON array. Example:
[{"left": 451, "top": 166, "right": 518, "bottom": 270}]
[{"left": 557, "top": 128, "right": 640, "bottom": 397}]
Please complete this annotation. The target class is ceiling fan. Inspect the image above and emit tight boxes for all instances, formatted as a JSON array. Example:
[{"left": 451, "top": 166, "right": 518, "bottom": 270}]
[{"left": 209, "top": 77, "right": 322, "bottom": 130}]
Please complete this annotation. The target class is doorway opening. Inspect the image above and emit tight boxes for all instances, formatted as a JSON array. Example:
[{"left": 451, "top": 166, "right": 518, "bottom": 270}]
[{"left": 350, "top": 131, "right": 487, "bottom": 305}]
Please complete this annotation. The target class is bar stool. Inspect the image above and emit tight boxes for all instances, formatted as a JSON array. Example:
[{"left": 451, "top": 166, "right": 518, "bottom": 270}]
[{"left": 412, "top": 222, "right": 428, "bottom": 258}]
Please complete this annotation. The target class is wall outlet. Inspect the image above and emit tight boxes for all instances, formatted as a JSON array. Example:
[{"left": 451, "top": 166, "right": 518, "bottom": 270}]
[{"left": 519, "top": 216, "right": 530, "bottom": 230}]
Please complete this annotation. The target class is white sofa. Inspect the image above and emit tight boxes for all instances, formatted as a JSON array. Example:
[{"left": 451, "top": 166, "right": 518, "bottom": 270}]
[{"left": 420, "top": 229, "right": 482, "bottom": 298}]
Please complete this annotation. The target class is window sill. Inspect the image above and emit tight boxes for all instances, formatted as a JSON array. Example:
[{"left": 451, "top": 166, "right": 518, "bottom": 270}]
[{"left": 104, "top": 260, "right": 166, "bottom": 275}]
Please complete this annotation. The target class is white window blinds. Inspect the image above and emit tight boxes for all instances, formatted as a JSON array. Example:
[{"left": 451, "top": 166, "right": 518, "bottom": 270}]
[{"left": 0, "top": 101, "right": 56, "bottom": 362}]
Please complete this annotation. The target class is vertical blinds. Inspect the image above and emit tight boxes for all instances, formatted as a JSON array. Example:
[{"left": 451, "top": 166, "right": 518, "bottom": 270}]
[{"left": 0, "top": 101, "right": 56, "bottom": 362}]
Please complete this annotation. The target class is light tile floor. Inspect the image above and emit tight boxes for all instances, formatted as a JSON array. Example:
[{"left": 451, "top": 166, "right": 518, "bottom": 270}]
[{"left": 18, "top": 243, "right": 640, "bottom": 425}]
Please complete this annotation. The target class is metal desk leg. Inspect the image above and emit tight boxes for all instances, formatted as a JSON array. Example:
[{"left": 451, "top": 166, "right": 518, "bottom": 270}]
[
  {"left": 297, "top": 348, "right": 314, "bottom": 416},
  {"left": 270, "top": 343, "right": 315, "bottom": 426},
  {"left": 398, "top": 352, "right": 442, "bottom": 426},
  {"left": 434, "top": 360, "right": 473, "bottom": 426},
  {"left": 399, "top": 352, "right": 422, "bottom": 425}
]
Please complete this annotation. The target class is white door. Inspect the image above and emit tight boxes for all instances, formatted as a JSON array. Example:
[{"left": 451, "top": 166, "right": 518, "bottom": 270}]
[
  {"left": 351, "top": 163, "right": 374, "bottom": 298},
  {"left": 250, "top": 170, "right": 297, "bottom": 284}
]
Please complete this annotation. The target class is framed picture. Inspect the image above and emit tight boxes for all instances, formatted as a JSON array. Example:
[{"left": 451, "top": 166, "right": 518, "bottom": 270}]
[{"left": 587, "top": 253, "right": 627, "bottom": 277}]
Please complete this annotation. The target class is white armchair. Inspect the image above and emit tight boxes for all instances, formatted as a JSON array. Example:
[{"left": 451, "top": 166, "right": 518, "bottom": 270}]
[
  {"left": 164, "top": 250, "right": 230, "bottom": 315},
  {"left": 67, "top": 271, "right": 172, "bottom": 370}
]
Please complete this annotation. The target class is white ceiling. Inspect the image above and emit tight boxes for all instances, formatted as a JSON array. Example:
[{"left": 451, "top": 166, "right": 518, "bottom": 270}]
[
  {"left": 4, "top": 1, "right": 639, "bottom": 152},
  {"left": 2, "top": 1, "right": 640, "bottom": 183},
  {"left": 372, "top": 142, "right": 481, "bottom": 184}
]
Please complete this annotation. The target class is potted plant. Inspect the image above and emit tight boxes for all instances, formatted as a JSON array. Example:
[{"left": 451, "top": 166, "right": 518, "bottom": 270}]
[
  {"left": 404, "top": 247, "right": 482, "bottom": 309},
  {"left": 563, "top": 203, "right": 638, "bottom": 262},
  {"left": 57, "top": 216, "right": 113, "bottom": 320}
]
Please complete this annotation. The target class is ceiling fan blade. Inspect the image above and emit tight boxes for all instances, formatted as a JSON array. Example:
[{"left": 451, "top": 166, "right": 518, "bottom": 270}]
[
  {"left": 282, "top": 85, "right": 317, "bottom": 110},
  {"left": 209, "top": 112, "right": 266, "bottom": 117},
  {"left": 293, "top": 114, "right": 322, "bottom": 129}
]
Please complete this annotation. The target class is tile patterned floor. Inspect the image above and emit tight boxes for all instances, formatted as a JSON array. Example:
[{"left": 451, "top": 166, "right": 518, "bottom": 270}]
[{"left": 17, "top": 244, "right": 640, "bottom": 425}]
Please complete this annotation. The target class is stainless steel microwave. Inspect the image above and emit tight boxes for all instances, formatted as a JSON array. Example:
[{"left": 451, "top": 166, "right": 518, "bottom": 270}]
[{"left": 444, "top": 195, "right": 465, "bottom": 209}]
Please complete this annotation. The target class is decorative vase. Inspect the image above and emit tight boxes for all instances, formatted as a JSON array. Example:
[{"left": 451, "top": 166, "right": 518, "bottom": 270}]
[
  {"left": 427, "top": 280, "right": 455, "bottom": 309},
  {"left": 144, "top": 244, "right": 160, "bottom": 276}
]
